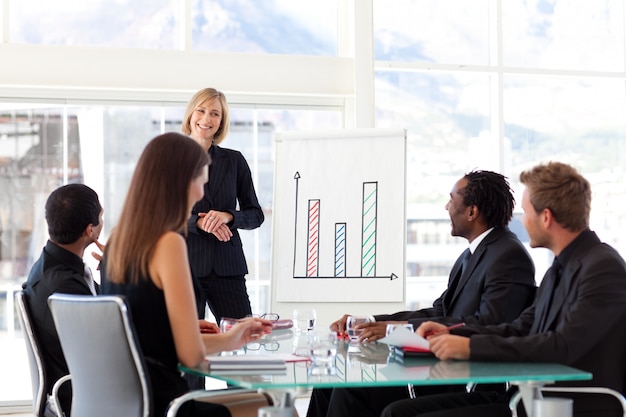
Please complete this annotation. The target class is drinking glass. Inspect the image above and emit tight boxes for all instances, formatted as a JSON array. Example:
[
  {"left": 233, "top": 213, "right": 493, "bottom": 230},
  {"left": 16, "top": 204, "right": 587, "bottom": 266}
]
[
  {"left": 307, "top": 330, "right": 338, "bottom": 375},
  {"left": 218, "top": 318, "right": 244, "bottom": 355},
  {"left": 219, "top": 317, "right": 238, "bottom": 333},
  {"left": 293, "top": 308, "right": 316, "bottom": 332},
  {"left": 345, "top": 316, "right": 372, "bottom": 342}
]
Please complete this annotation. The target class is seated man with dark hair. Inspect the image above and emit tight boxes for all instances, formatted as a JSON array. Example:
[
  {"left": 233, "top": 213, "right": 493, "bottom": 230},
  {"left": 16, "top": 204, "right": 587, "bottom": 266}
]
[{"left": 22, "top": 184, "right": 104, "bottom": 415}]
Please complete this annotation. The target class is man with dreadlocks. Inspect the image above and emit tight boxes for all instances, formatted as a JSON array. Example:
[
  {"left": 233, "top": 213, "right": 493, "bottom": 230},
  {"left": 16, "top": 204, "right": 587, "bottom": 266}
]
[{"left": 306, "top": 170, "right": 537, "bottom": 417}]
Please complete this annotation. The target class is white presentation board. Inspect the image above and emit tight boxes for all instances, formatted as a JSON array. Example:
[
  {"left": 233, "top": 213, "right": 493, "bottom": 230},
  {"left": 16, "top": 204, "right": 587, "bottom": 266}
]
[{"left": 272, "top": 128, "right": 407, "bottom": 302}]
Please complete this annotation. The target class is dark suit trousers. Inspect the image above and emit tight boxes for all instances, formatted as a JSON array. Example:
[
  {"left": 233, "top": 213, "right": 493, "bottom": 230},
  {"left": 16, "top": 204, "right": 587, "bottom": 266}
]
[
  {"left": 306, "top": 385, "right": 467, "bottom": 417},
  {"left": 380, "top": 390, "right": 625, "bottom": 417},
  {"left": 194, "top": 271, "right": 252, "bottom": 321}
]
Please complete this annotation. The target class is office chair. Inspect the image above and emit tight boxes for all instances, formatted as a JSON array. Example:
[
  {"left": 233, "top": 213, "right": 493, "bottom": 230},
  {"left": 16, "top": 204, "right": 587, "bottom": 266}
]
[
  {"left": 47, "top": 293, "right": 272, "bottom": 417},
  {"left": 15, "top": 291, "right": 70, "bottom": 417}
]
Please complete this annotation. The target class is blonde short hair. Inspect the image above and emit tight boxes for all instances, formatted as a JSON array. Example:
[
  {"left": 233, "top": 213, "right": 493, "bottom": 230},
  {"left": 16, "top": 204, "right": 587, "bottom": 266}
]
[{"left": 181, "top": 88, "right": 230, "bottom": 145}]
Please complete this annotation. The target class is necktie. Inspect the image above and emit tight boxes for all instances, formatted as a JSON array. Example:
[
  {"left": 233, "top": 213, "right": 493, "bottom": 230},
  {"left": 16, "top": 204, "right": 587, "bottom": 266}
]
[
  {"left": 461, "top": 249, "right": 471, "bottom": 275},
  {"left": 84, "top": 264, "right": 97, "bottom": 295},
  {"left": 544, "top": 258, "right": 562, "bottom": 311},
  {"left": 444, "top": 249, "right": 471, "bottom": 306},
  {"left": 536, "top": 257, "right": 562, "bottom": 331}
]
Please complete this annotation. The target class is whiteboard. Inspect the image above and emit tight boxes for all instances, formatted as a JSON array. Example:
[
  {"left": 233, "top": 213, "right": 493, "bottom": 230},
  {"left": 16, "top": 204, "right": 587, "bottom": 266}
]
[{"left": 272, "top": 128, "right": 406, "bottom": 302}]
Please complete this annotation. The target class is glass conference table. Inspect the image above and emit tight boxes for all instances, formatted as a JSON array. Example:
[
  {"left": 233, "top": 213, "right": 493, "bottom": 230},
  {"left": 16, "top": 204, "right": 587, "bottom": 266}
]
[{"left": 180, "top": 330, "right": 592, "bottom": 416}]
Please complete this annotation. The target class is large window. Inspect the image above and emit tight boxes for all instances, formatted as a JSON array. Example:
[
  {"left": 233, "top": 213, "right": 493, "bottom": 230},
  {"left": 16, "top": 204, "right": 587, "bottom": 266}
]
[
  {"left": 3, "top": 0, "right": 626, "bottom": 409},
  {"left": 191, "top": 0, "right": 338, "bottom": 55},
  {"left": 9, "top": 0, "right": 181, "bottom": 48},
  {"left": 0, "top": 102, "right": 341, "bottom": 404},
  {"left": 374, "top": 0, "right": 626, "bottom": 308},
  {"left": 8, "top": 0, "right": 338, "bottom": 56}
]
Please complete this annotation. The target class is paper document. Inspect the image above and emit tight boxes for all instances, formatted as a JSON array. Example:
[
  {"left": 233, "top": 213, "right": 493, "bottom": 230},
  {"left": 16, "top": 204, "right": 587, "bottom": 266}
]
[
  {"left": 378, "top": 326, "right": 430, "bottom": 350},
  {"left": 205, "top": 355, "right": 287, "bottom": 371}
]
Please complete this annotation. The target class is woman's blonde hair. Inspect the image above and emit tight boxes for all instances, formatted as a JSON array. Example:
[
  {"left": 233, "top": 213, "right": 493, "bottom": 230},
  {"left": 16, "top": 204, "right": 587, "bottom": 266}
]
[
  {"left": 181, "top": 88, "right": 230, "bottom": 145},
  {"left": 105, "top": 132, "right": 210, "bottom": 284}
]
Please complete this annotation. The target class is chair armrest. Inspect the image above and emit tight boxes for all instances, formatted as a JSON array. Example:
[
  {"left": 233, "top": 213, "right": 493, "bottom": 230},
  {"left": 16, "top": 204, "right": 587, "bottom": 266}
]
[
  {"left": 49, "top": 374, "right": 72, "bottom": 417},
  {"left": 166, "top": 388, "right": 259, "bottom": 417},
  {"left": 509, "top": 386, "right": 626, "bottom": 417},
  {"left": 541, "top": 387, "right": 626, "bottom": 415}
]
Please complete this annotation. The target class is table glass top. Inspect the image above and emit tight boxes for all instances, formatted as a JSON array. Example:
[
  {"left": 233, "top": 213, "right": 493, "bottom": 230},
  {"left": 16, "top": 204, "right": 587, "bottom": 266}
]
[{"left": 180, "top": 329, "right": 592, "bottom": 390}]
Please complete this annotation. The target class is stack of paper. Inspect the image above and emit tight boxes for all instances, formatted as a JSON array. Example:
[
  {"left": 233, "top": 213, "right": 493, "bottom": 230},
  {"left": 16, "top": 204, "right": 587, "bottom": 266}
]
[
  {"left": 206, "top": 355, "right": 287, "bottom": 374},
  {"left": 378, "top": 326, "right": 430, "bottom": 350}
]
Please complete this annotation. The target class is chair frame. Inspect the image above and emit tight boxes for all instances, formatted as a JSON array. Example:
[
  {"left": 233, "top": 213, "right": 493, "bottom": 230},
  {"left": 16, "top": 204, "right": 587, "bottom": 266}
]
[
  {"left": 15, "top": 290, "right": 69, "bottom": 417},
  {"left": 509, "top": 386, "right": 626, "bottom": 417},
  {"left": 48, "top": 293, "right": 151, "bottom": 417}
]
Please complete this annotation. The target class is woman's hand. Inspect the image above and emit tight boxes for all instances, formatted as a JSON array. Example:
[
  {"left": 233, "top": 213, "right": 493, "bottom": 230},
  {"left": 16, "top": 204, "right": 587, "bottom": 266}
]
[
  {"left": 198, "top": 320, "right": 219, "bottom": 334},
  {"left": 198, "top": 211, "right": 234, "bottom": 241},
  {"left": 222, "top": 317, "right": 273, "bottom": 351}
]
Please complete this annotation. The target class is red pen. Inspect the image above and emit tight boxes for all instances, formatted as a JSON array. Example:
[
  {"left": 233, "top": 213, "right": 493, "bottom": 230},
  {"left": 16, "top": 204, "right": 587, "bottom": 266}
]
[{"left": 425, "top": 322, "right": 465, "bottom": 337}]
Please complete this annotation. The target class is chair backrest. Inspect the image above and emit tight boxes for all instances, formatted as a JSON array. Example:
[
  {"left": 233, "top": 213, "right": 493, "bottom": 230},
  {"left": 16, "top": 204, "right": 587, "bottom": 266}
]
[
  {"left": 47, "top": 293, "right": 151, "bottom": 417},
  {"left": 15, "top": 290, "right": 48, "bottom": 417}
]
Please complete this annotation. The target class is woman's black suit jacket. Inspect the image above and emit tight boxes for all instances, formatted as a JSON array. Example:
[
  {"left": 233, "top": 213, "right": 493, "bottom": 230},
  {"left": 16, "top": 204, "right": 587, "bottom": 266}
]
[{"left": 186, "top": 145, "right": 264, "bottom": 277}]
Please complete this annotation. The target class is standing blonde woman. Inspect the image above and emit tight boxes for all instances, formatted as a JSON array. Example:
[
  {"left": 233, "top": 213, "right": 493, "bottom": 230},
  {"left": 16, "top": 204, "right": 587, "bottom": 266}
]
[
  {"left": 101, "top": 132, "right": 271, "bottom": 417},
  {"left": 182, "top": 88, "right": 264, "bottom": 322}
]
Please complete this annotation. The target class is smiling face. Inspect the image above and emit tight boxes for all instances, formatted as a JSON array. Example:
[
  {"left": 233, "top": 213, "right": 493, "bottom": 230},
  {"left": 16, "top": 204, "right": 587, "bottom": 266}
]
[
  {"left": 189, "top": 98, "right": 223, "bottom": 144},
  {"left": 445, "top": 178, "right": 472, "bottom": 238}
]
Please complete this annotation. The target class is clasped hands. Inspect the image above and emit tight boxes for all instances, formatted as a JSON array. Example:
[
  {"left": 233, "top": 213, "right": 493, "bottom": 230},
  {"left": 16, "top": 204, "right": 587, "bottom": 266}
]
[{"left": 198, "top": 211, "right": 234, "bottom": 242}]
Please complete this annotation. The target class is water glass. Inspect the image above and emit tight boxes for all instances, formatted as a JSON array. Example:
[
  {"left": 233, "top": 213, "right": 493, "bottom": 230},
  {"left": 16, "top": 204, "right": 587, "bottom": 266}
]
[
  {"left": 219, "top": 317, "right": 244, "bottom": 355},
  {"left": 219, "top": 317, "right": 238, "bottom": 333},
  {"left": 308, "top": 331, "right": 338, "bottom": 375},
  {"left": 293, "top": 308, "right": 316, "bottom": 332},
  {"left": 346, "top": 316, "right": 372, "bottom": 342}
]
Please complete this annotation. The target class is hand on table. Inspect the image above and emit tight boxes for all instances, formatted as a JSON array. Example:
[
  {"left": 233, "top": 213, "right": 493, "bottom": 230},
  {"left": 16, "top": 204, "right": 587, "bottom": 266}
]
[
  {"left": 416, "top": 321, "right": 470, "bottom": 360},
  {"left": 223, "top": 317, "right": 273, "bottom": 351},
  {"left": 330, "top": 314, "right": 351, "bottom": 338}
]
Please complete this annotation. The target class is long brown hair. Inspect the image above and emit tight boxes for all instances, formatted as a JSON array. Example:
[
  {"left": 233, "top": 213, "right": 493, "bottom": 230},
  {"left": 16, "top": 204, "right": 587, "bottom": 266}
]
[
  {"left": 181, "top": 87, "right": 230, "bottom": 145},
  {"left": 106, "top": 132, "right": 210, "bottom": 284}
]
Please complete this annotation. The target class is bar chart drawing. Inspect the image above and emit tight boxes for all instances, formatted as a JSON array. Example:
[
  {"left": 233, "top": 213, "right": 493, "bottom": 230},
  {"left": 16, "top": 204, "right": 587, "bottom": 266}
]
[
  {"left": 274, "top": 128, "right": 406, "bottom": 302},
  {"left": 335, "top": 222, "right": 346, "bottom": 277},
  {"left": 361, "top": 181, "right": 378, "bottom": 277},
  {"left": 292, "top": 175, "right": 390, "bottom": 279}
]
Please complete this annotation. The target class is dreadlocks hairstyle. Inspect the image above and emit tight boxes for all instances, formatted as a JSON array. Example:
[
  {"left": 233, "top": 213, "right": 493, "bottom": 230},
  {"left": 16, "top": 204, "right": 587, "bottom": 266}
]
[{"left": 461, "top": 170, "right": 515, "bottom": 228}]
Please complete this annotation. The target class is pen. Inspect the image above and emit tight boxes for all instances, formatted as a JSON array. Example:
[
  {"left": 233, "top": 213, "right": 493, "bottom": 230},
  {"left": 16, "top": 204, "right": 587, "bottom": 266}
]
[{"left": 425, "top": 322, "right": 465, "bottom": 337}]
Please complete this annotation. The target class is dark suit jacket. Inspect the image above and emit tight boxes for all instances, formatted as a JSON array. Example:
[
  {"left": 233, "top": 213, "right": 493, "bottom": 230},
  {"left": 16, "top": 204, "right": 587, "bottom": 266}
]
[
  {"left": 374, "top": 226, "right": 536, "bottom": 327},
  {"left": 22, "top": 240, "right": 97, "bottom": 412},
  {"left": 186, "top": 145, "right": 264, "bottom": 277},
  {"left": 464, "top": 230, "right": 626, "bottom": 394}
]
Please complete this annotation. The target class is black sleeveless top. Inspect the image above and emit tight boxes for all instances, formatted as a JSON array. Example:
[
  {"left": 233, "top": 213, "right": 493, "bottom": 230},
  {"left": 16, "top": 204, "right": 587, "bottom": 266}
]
[{"left": 100, "top": 266, "right": 188, "bottom": 417}]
